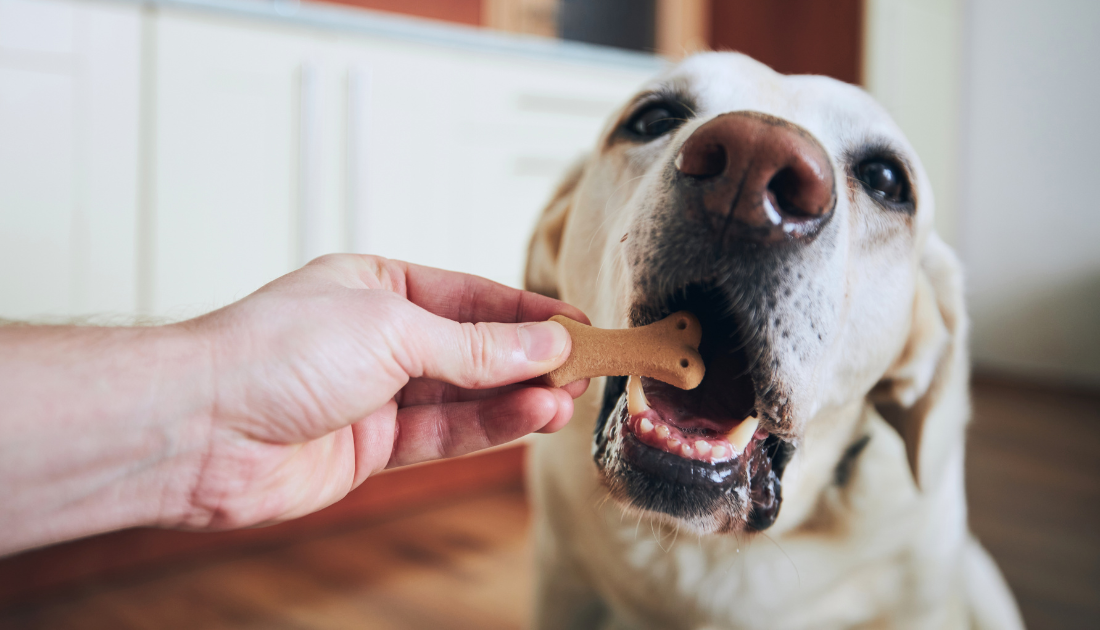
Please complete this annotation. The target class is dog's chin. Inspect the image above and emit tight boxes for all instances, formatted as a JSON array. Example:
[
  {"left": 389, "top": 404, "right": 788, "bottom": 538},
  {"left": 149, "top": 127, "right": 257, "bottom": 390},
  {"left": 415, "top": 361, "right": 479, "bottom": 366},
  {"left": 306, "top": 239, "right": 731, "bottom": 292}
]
[{"left": 592, "top": 286, "right": 796, "bottom": 534}]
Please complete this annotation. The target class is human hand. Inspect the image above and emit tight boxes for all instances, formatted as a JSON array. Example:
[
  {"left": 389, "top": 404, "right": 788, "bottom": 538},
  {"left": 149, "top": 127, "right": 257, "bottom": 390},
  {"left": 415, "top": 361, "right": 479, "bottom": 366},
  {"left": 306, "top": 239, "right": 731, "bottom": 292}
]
[{"left": 178, "top": 254, "right": 588, "bottom": 530}]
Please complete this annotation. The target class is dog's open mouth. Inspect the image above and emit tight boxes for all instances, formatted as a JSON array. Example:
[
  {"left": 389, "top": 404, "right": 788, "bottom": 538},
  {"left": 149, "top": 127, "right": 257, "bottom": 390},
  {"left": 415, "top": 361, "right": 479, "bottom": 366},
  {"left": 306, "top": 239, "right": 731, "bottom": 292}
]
[{"left": 594, "top": 285, "right": 795, "bottom": 532}]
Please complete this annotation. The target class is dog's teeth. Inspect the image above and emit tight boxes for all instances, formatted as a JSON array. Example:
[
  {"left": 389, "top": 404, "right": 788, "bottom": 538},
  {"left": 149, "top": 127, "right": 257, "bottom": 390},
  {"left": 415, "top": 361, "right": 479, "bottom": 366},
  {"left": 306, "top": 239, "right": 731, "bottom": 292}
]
[
  {"left": 626, "top": 375, "right": 650, "bottom": 416},
  {"left": 694, "top": 440, "right": 711, "bottom": 457},
  {"left": 681, "top": 443, "right": 694, "bottom": 457},
  {"left": 655, "top": 425, "right": 670, "bottom": 439},
  {"left": 667, "top": 437, "right": 682, "bottom": 451},
  {"left": 711, "top": 445, "right": 728, "bottom": 459},
  {"left": 638, "top": 417, "right": 654, "bottom": 434},
  {"left": 727, "top": 417, "right": 760, "bottom": 454}
]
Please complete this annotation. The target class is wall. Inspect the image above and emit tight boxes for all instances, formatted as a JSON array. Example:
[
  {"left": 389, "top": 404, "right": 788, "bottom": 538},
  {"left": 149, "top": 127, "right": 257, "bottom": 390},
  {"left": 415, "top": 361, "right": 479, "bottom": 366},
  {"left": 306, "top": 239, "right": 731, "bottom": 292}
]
[
  {"left": 959, "top": 0, "right": 1100, "bottom": 386},
  {"left": 863, "top": 0, "right": 962, "bottom": 249}
]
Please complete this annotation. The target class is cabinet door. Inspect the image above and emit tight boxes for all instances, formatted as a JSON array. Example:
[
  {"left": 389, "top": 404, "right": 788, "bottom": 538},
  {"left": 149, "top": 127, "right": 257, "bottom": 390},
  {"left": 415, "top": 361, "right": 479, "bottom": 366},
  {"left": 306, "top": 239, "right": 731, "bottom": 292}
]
[
  {"left": 339, "top": 36, "right": 651, "bottom": 289},
  {"left": 0, "top": 0, "right": 139, "bottom": 319},
  {"left": 438, "top": 52, "right": 649, "bottom": 288},
  {"left": 336, "top": 39, "right": 467, "bottom": 272},
  {"left": 150, "top": 10, "right": 342, "bottom": 317},
  {"left": 149, "top": 8, "right": 655, "bottom": 316}
]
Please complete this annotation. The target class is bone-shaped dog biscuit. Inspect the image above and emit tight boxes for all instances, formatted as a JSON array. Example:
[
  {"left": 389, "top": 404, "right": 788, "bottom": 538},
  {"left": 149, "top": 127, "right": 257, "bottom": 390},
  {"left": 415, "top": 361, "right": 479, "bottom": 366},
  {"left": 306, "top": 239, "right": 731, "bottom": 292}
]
[{"left": 544, "top": 311, "right": 705, "bottom": 389}]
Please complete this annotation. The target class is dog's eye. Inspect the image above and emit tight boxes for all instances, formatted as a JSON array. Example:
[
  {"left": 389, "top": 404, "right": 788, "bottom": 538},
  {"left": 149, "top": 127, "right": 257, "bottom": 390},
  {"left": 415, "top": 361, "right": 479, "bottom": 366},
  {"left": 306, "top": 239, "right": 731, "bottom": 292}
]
[
  {"left": 625, "top": 102, "right": 687, "bottom": 139},
  {"left": 856, "top": 159, "right": 910, "bottom": 204}
]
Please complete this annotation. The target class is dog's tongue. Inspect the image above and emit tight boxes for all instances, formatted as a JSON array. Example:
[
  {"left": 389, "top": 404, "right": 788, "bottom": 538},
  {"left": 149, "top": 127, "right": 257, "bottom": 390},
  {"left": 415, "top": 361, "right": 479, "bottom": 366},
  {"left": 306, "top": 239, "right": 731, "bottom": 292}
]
[
  {"left": 619, "top": 318, "right": 765, "bottom": 463},
  {"left": 626, "top": 342, "right": 763, "bottom": 463},
  {"left": 648, "top": 340, "right": 756, "bottom": 426}
]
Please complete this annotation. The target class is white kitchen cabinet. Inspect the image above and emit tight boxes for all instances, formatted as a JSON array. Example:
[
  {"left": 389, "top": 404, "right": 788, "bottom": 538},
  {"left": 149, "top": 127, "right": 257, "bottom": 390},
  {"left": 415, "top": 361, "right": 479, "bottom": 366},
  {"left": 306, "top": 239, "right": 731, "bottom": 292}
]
[
  {"left": 0, "top": 0, "right": 140, "bottom": 320},
  {"left": 150, "top": 11, "right": 320, "bottom": 316},
  {"left": 340, "top": 37, "right": 647, "bottom": 288},
  {"left": 0, "top": 0, "right": 659, "bottom": 321}
]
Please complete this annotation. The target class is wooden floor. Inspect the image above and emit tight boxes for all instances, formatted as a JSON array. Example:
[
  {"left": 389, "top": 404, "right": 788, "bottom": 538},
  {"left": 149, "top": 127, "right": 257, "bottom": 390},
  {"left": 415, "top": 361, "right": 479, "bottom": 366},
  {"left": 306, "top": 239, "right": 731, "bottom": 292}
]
[
  {"left": 965, "top": 378, "right": 1100, "bottom": 629},
  {"left": 0, "top": 492, "right": 535, "bottom": 630},
  {"left": 2, "top": 379, "right": 1097, "bottom": 629}
]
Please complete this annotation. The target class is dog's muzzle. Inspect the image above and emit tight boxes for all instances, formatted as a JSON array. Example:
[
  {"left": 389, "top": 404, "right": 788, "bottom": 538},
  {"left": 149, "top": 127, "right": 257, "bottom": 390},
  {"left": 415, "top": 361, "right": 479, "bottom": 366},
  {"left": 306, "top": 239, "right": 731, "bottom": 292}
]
[{"left": 592, "top": 286, "right": 795, "bottom": 533}]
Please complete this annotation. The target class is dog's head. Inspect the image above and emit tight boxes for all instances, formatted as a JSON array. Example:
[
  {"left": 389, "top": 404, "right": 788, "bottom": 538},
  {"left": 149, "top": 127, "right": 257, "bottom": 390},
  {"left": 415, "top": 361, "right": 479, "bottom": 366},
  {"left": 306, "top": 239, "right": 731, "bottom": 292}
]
[{"left": 526, "top": 53, "right": 965, "bottom": 535}]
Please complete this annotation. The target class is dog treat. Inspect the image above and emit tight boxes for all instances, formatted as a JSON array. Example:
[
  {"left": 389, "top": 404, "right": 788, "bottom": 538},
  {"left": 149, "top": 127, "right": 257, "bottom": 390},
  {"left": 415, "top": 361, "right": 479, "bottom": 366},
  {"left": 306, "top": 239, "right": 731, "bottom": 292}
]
[{"left": 543, "top": 311, "right": 705, "bottom": 389}]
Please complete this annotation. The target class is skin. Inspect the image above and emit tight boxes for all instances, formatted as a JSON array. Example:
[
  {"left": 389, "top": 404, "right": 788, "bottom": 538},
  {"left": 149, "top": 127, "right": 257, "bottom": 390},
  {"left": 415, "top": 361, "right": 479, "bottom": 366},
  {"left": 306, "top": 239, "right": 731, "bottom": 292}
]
[{"left": 0, "top": 253, "right": 589, "bottom": 556}]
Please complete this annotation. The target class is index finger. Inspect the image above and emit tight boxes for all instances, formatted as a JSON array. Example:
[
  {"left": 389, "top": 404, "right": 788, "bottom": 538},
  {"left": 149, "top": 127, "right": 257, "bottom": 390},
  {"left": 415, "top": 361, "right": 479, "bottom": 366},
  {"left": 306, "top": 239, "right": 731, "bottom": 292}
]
[{"left": 402, "top": 262, "right": 590, "bottom": 325}]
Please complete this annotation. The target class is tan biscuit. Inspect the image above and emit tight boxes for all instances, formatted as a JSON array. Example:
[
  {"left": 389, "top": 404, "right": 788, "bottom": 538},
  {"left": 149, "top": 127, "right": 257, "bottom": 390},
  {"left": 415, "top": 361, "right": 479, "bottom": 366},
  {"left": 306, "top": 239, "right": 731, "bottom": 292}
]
[{"left": 543, "top": 311, "right": 705, "bottom": 389}]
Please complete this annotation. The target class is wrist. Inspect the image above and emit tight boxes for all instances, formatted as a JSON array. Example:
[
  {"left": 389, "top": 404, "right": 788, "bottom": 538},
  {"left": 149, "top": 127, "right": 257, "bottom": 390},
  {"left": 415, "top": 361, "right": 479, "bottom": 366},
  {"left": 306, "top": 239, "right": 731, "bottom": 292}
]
[{"left": 142, "top": 321, "right": 220, "bottom": 530}]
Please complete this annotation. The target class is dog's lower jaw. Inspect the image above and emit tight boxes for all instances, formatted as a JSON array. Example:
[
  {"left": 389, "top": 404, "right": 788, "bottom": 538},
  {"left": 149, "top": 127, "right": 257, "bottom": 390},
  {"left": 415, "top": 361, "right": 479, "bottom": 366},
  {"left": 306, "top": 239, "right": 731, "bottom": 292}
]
[{"left": 593, "top": 376, "right": 794, "bottom": 534}]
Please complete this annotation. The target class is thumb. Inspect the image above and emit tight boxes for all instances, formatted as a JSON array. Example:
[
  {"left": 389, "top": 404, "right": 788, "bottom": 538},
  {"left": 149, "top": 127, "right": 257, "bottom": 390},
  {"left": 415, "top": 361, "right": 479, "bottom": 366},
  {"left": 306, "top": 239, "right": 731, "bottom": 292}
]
[{"left": 405, "top": 312, "right": 572, "bottom": 389}]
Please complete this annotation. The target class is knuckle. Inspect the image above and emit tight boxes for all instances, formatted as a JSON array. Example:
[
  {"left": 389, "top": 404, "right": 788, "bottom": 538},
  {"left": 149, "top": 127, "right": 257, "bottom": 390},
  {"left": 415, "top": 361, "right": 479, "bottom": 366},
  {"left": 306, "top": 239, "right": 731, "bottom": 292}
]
[
  {"left": 307, "top": 252, "right": 344, "bottom": 267},
  {"left": 460, "top": 322, "right": 498, "bottom": 388}
]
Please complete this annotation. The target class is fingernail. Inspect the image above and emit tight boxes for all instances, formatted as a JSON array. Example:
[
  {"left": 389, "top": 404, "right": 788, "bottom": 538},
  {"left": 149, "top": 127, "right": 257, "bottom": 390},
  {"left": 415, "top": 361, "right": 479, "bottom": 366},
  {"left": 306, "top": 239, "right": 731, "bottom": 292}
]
[{"left": 518, "top": 321, "right": 569, "bottom": 362}]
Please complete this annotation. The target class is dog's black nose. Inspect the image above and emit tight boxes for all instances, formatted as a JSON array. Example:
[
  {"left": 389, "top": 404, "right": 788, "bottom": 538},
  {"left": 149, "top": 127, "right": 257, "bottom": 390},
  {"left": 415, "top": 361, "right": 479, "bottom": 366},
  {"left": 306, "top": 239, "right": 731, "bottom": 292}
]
[{"left": 675, "top": 111, "right": 835, "bottom": 244}]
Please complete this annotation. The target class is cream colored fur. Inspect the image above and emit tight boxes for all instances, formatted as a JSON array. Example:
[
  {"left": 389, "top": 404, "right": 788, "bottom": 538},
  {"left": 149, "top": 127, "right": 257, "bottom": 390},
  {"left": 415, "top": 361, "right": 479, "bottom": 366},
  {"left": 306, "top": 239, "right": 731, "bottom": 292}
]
[{"left": 524, "top": 53, "right": 1023, "bottom": 629}]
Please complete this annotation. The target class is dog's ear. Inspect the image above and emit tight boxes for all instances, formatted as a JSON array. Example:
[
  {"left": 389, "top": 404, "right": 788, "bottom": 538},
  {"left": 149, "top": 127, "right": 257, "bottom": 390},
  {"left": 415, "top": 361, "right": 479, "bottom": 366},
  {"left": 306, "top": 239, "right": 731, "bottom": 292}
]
[
  {"left": 524, "top": 157, "right": 586, "bottom": 299},
  {"left": 870, "top": 233, "right": 969, "bottom": 490}
]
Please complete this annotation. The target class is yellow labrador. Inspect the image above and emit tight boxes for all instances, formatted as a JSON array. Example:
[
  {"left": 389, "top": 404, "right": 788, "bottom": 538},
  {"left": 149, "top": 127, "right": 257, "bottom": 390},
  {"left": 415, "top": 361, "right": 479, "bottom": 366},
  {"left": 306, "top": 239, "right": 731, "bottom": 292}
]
[{"left": 524, "top": 53, "right": 1024, "bottom": 629}]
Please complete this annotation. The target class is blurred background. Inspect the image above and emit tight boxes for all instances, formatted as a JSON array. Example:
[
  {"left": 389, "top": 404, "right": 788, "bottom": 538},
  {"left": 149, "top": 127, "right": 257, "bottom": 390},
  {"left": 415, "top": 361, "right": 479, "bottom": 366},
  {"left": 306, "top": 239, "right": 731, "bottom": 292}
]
[{"left": 0, "top": 0, "right": 1096, "bottom": 628}]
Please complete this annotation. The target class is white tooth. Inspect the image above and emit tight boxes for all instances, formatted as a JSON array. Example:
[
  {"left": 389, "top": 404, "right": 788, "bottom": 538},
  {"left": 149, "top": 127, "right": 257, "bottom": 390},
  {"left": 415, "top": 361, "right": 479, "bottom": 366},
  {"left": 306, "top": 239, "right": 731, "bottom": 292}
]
[
  {"left": 711, "top": 445, "right": 728, "bottom": 460},
  {"left": 726, "top": 417, "right": 760, "bottom": 454},
  {"left": 626, "top": 375, "right": 650, "bottom": 416},
  {"left": 655, "top": 425, "right": 670, "bottom": 440},
  {"left": 694, "top": 440, "right": 712, "bottom": 457},
  {"left": 666, "top": 437, "right": 681, "bottom": 450},
  {"left": 680, "top": 443, "right": 694, "bottom": 457},
  {"left": 639, "top": 417, "right": 654, "bottom": 434}
]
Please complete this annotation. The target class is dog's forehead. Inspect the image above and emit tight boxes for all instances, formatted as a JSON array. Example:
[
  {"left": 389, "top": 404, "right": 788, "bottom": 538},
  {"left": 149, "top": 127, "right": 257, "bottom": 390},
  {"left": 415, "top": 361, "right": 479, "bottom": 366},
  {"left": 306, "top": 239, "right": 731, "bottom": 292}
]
[{"left": 651, "top": 53, "right": 908, "bottom": 156}]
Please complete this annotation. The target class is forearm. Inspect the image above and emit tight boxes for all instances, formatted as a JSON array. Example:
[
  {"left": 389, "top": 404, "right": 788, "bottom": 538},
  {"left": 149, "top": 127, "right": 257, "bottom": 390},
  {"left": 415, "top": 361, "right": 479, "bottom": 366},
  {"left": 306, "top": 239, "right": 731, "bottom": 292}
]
[{"left": 0, "top": 323, "right": 214, "bottom": 555}]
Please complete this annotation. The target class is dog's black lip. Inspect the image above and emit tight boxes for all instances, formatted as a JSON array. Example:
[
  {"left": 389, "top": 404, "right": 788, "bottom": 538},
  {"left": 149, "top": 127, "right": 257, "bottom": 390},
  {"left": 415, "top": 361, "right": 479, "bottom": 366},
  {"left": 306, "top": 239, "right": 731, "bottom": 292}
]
[
  {"left": 594, "top": 373, "right": 794, "bottom": 530},
  {"left": 596, "top": 374, "right": 784, "bottom": 467},
  {"left": 621, "top": 432, "right": 741, "bottom": 487}
]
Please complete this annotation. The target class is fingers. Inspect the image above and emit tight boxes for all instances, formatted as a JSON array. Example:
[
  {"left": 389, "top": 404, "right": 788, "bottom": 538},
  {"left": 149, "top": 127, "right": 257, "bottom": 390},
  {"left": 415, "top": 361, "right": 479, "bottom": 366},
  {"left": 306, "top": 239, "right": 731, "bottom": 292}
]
[
  {"left": 291, "top": 255, "right": 589, "bottom": 328},
  {"left": 558, "top": 378, "right": 590, "bottom": 399},
  {"left": 401, "top": 308, "right": 572, "bottom": 389},
  {"left": 261, "top": 253, "right": 397, "bottom": 292},
  {"left": 399, "top": 378, "right": 523, "bottom": 406},
  {"left": 271, "top": 255, "right": 590, "bottom": 392},
  {"left": 401, "top": 262, "right": 590, "bottom": 325},
  {"left": 386, "top": 387, "right": 573, "bottom": 468},
  {"left": 399, "top": 376, "right": 589, "bottom": 407}
]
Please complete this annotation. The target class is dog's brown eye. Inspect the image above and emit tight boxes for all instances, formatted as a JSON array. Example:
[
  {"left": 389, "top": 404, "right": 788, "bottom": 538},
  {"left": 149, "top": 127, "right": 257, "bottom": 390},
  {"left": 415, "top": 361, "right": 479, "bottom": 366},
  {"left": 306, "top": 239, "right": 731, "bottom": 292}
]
[
  {"left": 856, "top": 159, "right": 909, "bottom": 204},
  {"left": 625, "top": 103, "right": 687, "bottom": 139}
]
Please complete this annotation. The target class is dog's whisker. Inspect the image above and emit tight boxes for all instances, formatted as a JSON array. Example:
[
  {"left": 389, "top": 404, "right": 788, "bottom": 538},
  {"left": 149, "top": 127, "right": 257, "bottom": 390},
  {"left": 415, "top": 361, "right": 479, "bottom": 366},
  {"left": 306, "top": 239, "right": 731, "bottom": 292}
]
[
  {"left": 649, "top": 521, "right": 665, "bottom": 551},
  {"left": 759, "top": 532, "right": 801, "bottom": 587}
]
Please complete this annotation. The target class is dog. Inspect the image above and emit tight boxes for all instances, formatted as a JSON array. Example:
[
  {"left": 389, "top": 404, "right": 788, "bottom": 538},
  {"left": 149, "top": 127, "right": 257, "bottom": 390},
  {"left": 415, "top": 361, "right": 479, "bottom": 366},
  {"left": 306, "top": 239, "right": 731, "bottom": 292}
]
[{"left": 523, "top": 53, "right": 1025, "bottom": 629}]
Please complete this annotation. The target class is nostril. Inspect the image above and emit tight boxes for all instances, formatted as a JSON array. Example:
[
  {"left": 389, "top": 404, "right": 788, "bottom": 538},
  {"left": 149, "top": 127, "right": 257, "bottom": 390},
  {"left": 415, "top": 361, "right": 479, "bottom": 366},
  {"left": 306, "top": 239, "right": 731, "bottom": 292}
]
[
  {"left": 676, "top": 141, "right": 727, "bottom": 179},
  {"left": 766, "top": 165, "right": 831, "bottom": 218},
  {"left": 767, "top": 167, "right": 808, "bottom": 217},
  {"left": 674, "top": 111, "right": 836, "bottom": 243}
]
